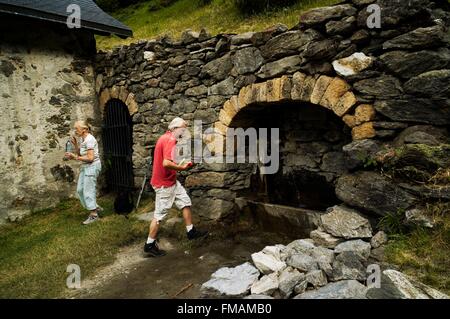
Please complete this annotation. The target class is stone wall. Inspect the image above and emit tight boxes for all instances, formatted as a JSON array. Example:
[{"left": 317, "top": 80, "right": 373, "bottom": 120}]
[
  {"left": 0, "top": 17, "right": 100, "bottom": 223},
  {"left": 95, "top": 0, "right": 450, "bottom": 221}
]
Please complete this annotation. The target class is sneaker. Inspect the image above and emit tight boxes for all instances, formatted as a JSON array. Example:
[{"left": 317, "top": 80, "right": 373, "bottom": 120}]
[
  {"left": 144, "top": 241, "right": 166, "bottom": 257},
  {"left": 187, "top": 227, "right": 208, "bottom": 240},
  {"left": 82, "top": 215, "right": 99, "bottom": 225},
  {"left": 96, "top": 206, "right": 104, "bottom": 214}
]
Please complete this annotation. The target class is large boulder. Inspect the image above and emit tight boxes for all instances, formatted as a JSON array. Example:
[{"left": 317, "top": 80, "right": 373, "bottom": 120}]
[
  {"left": 286, "top": 252, "right": 318, "bottom": 272},
  {"left": 380, "top": 49, "right": 450, "bottom": 79},
  {"left": 260, "top": 30, "right": 321, "bottom": 60},
  {"left": 256, "top": 56, "right": 302, "bottom": 79},
  {"left": 330, "top": 251, "right": 367, "bottom": 281},
  {"left": 366, "top": 270, "right": 449, "bottom": 299},
  {"left": 200, "top": 53, "right": 233, "bottom": 81},
  {"left": 384, "top": 144, "right": 450, "bottom": 180},
  {"left": 342, "top": 139, "right": 382, "bottom": 170},
  {"left": 383, "top": 25, "right": 447, "bottom": 50},
  {"left": 335, "top": 172, "right": 418, "bottom": 216},
  {"left": 201, "top": 262, "right": 260, "bottom": 298},
  {"left": 334, "top": 239, "right": 372, "bottom": 260},
  {"left": 353, "top": 75, "right": 403, "bottom": 98},
  {"left": 294, "top": 280, "right": 367, "bottom": 299},
  {"left": 320, "top": 205, "right": 373, "bottom": 239},
  {"left": 232, "top": 47, "right": 264, "bottom": 75},
  {"left": 394, "top": 125, "right": 449, "bottom": 147},
  {"left": 278, "top": 267, "right": 305, "bottom": 298},
  {"left": 192, "top": 197, "right": 235, "bottom": 220},
  {"left": 299, "top": 4, "right": 357, "bottom": 28},
  {"left": 404, "top": 69, "right": 450, "bottom": 97}
]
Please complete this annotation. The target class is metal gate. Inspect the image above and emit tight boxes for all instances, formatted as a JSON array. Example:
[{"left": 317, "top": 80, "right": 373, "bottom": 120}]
[{"left": 102, "top": 99, "right": 134, "bottom": 191}]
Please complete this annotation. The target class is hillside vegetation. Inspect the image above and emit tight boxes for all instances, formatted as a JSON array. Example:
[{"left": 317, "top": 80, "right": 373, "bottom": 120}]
[{"left": 96, "top": 0, "right": 339, "bottom": 50}]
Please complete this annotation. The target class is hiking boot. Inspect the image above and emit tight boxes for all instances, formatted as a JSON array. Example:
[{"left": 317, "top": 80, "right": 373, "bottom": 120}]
[
  {"left": 82, "top": 214, "right": 99, "bottom": 225},
  {"left": 187, "top": 227, "right": 208, "bottom": 240},
  {"left": 144, "top": 241, "right": 166, "bottom": 257}
]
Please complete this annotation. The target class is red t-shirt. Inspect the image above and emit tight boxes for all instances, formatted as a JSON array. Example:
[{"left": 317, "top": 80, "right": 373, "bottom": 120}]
[{"left": 150, "top": 131, "right": 177, "bottom": 188}]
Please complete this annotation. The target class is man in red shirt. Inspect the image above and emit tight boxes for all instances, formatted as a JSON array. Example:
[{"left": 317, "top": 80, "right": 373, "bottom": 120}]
[{"left": 144, "top": 117, "right": 208, "bottom": 257}]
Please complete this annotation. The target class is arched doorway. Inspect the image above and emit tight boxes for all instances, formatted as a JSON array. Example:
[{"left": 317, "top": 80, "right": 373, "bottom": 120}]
[
  {"left": 102, "top": 99, "right": 134, "bottom": 191},
  {"left": 229, "top": 101, "right": 351, "bottom": 210}
]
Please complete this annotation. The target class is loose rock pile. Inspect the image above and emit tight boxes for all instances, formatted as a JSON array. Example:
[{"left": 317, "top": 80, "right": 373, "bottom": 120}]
[{"left": 201, "top": 205, "right": 449, "bottom": 299}]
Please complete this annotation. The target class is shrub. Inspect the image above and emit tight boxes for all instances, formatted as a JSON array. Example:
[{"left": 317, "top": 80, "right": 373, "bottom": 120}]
[
  {"left": 95, "top": 0, "right": 149, "bottom": 12},
  {"left": 234, "top": 0, "right": 299, "bottom": 15},
  {"left": 147, "top": 0, "right": 179, "bottom": 12}
]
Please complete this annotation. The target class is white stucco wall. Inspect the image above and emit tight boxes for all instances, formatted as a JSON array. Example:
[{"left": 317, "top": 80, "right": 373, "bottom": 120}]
[{"left": 0, "top": 20, "right": 100, "bottom": 223}]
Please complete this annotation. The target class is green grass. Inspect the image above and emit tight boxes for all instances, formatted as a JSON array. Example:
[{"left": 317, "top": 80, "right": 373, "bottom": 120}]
[
  {"left": 0, "top": 196, "right": 148, "bottom": 299},
  {"left": 97, "top": 0, "right": 339, "bottom": 50},
  {"left": 384, "top": 202, "right": 450, "bottom": 295}
]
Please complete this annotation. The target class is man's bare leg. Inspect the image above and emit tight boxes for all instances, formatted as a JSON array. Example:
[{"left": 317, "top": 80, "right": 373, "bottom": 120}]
[
  {"left": 182, "top": 206, "right": 193, "bottom": 227},
  {"left": 149, "top": 218, "right": 160, "bottom": 239}
]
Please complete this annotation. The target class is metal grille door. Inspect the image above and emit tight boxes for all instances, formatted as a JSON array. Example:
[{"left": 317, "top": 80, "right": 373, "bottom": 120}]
[{"left": 102, "top": 99, "right": 134, "bottom": 191}]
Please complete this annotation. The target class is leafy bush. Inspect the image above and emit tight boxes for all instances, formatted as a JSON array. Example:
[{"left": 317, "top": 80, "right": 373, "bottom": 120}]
[
  {"left": 198, "top": 0, "right": 213, "bottom": 6},
  {"left": 95, "top": 0, "right": 148, "bottom": 12},
  {"left": 148, "top": 0, "right": 179, "bottom": 12},
  {"left": 234, "top": 0, "right": 299, "bottom": 15}
]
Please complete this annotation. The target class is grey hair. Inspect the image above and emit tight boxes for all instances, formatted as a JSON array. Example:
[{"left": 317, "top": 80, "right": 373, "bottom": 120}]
[
  {"left": 75, "top": 120, "right": 91, "bottom": 132},
  {"left": 168, "top": 117, "right": 187, "bottom": 131}
]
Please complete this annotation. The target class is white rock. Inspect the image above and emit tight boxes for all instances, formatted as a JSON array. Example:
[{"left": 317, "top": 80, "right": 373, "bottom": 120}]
[
  {"left": 201, "top": 262, "right": 260, "bottom": 297},
  {"left": 262, "top": 244, "right": 286, "bottom": 260},
  {"left": 320, "top": 205, "right": 373, "bottom": 239},
  {"left": 334, "top": 239, "right": 372, "bottom": 260},
  {"left": 310, "top": 229, "right": 343, "bottom": 248},
  {"left": 332, "top": 52, "right": 374, "bottom": 77},
  {"left": 278, "top": 267, "right": 305, "bottom": 298},
  {"left": 250, "top": 272, "right": 279, "bottom": 295},
  {"left": 251, "top": 251, "right": 287, "bottom": 275},
  {"left": 143, "top": 51, "right": 156, "bottom": 62},
  {"left": 383, "top": 270, "right": 448, "bottom": 299}
]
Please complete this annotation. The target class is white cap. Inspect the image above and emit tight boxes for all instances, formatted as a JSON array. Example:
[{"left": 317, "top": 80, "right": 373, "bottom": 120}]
[{"left": 168, "top": 117, "right": 187, "bottom": 130}]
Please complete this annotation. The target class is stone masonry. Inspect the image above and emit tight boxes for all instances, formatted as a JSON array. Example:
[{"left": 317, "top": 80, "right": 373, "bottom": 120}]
[{"left": 95, "top": 0, "right": 450, "bottom": 221}]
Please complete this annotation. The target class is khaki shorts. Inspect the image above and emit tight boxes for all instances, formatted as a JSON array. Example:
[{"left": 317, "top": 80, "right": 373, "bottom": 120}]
[{"left": 153, "top": 180, "right": 192, "bottom": 222}]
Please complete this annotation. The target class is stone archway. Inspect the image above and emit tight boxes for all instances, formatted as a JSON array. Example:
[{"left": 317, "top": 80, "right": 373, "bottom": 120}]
[
  {"left": 209, "top": 72, "right": 377, "bottom": 155},
  {"left": 195, "top": 71, "right": 380, "bottom": 227},
  {"left": 98, "top": 85, "right": 138, "bottom": 116}
]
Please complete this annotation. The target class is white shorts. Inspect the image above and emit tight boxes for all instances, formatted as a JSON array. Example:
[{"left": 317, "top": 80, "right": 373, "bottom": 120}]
[{"left": 153, "top": 180, "right": 192, "bottom": 222}]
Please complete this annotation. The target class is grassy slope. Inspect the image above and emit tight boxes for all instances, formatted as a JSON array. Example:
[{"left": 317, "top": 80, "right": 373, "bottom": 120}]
[
  {"left": 0, "top": 196, "right": 148, "bottom": 298},
  {"left": 384, "top": 203, "right": 450, "bottom": 295},
  {"left": 97, "top": 0, "right": 339, "bottom": 50}
]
